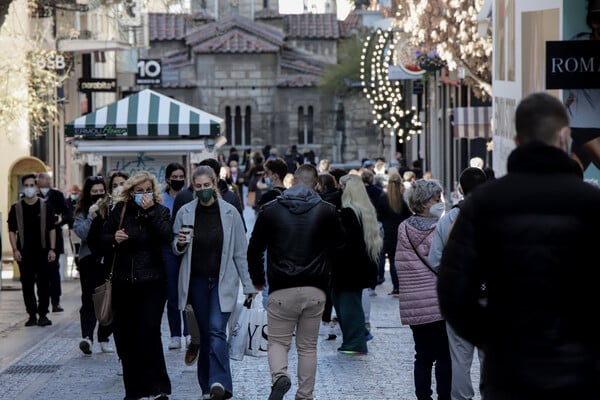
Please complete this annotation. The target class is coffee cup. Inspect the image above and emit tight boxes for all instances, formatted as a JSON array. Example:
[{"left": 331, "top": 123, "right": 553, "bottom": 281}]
[{"left": 180, "top": 225, "right": 194, "bottom": 243}]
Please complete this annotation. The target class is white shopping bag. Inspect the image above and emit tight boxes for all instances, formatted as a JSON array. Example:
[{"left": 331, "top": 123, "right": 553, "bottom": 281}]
[
  {"left": 245, "top": 293, "right": 268, "bottom": 357},
  {"left": 228, "top": 299, "right": 251, "bottom": 361}
]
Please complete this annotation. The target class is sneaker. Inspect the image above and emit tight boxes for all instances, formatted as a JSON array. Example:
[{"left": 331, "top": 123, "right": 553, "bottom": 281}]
[
  {"left": 168, "top": 336, "right": 181, "bottom": 350},
  {"left": 100, "top": 342, "right": 115, "bottom": 353},
  {"left": 210, "top": 382, "right": 225, "bottom": 400},
  {"left": 151, "top": 394, "right": 169, "bottom": 400},
  {"left": 185, "top": 335, "right": 191, "bottom": 346},
  {"left": 337, "top": 348, "right": 367, "bottom": 355},
  {"left": 184, "top": 342, "right": 200, "bottom": 366},
  {"left": 388, "top": 289, "right": 400, "bottom": 296},
  {"left": 365, "top": 332, "right": 373, "bottom": 341},
  {"left": 25, "top": 316, "right": 37, "bottom": 327},
  {"left": 268, "top": 375, "right": 291, "bottom": 400},
  {"left": 79, "top": 338, "right": 92, "bottom": 355},
  {"left": 37, "top": 316, "right": 52, "bottom": 326},
  {"left": 52, "top": 304, "right": 64, "bottom": 312}
]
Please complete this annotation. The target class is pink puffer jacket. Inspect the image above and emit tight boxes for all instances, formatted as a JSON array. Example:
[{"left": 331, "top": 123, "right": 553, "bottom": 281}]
[{"left": 395, "top": 216, "right": 443, "bottom": 326}]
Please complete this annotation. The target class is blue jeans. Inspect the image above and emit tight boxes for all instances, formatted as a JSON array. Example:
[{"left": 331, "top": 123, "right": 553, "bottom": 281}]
[
  {"left": 162, "top": 245, "right": 188, "bottom": 338},
  {"left": 188, "top": 276, "right": 232, "bottom": 396}
]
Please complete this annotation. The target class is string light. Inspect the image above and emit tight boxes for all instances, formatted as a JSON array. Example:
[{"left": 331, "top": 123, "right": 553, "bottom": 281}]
[{"left": 360, "top": 28, "right": 422, "bottom": 144}]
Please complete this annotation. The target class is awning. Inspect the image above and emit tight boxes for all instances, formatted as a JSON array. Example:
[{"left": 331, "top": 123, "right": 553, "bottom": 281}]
[
  {"left": 452, "top": 107, "right": 492, "bottom": 139},
  {"left": 65, "top": 89, "right": 223, "bottom": 138}
]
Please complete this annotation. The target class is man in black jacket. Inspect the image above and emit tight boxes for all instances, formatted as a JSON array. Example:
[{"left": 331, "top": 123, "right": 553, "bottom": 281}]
[
  {"left": 247, "top": 164, "right": 342, "bottom": 400},
  {"left": 37, "top": 172, "right": 71, "bottom": 312},
  {"left": 437, "top": 92, "right": 600, "bottom": 400}
]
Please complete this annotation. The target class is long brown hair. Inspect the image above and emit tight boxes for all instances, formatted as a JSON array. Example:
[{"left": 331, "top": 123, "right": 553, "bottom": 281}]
[{"left": 386, "top": 172, "right": 405, "bottom": 214}]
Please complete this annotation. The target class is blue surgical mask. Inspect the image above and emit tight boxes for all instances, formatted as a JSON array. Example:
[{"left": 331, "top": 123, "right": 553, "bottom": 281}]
[
  {"left": 264, "top": 177, "right": 274, "bottom": 189},
  {"left": 134, "top": 193, "right": 144, "bottom": 206}
]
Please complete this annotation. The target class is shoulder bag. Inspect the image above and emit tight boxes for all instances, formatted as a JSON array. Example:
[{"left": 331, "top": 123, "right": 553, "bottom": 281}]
[{"left": 93, "top": 203, "right": 126, "bottom": 326}]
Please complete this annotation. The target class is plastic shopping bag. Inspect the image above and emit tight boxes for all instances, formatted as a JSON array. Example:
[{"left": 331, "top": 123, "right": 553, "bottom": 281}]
[
  {"left": 228, "top": 299, "right": 251, "bottom": 361},
  {"left": 245, "top": 293, "right": 268, "bottom": 357}
]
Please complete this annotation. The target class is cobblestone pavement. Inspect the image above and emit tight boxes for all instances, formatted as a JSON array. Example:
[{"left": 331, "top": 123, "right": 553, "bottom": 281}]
[{"left": 0, "top": 205, "right": 481, "bottom": 399}]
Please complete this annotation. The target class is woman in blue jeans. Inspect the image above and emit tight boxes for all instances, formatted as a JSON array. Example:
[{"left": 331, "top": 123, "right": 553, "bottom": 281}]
[
  {"left": 172, "top": 165, "right": 255, "bottom": 400},
  {"left": 161, "top": 162, "right": 189, "bottom": 350}
]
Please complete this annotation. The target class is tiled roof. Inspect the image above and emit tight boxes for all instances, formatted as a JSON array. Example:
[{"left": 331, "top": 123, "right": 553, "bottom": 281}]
[
  {"left": 191, "top": 9, "right": 216, "bottom": 21},
  {"left": 277, "top": 74, "right": 321, "bottom": 88},
  {"left": 254, "top": 8, "right": 283, "bottom": 19},
  {"left": 281, "top": 48, "right": 329, "bottom": 75},
  {"left": 284, "top": 13, "right": 339, "bottom": 39},
  {"left": 192, "top": 29, "right": 281, "bottom": 53},
  {"left": 339, "top": 11, "right": 363, "bottom": 37},
  {"left": 186, "top": 15, "right": 286, "bottom": 51},
  {"left": 149, "top": 13, "right": 187, "bottom": 41},
  {"left": 161, "top": 49, "right": 192, "bottom": 69}
]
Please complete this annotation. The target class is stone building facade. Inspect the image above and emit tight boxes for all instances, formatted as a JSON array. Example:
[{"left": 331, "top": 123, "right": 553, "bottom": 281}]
[{"left": 144, "top": 0, "right": 386, "bottom": 165}]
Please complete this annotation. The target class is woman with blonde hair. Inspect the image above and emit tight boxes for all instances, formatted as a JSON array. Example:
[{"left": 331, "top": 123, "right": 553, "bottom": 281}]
[
  {"left": 102, "top": 171, "right": 173, "bottom": 400},
  {"left": 331, "top": 174, "right": 382, "bottom": 354}
]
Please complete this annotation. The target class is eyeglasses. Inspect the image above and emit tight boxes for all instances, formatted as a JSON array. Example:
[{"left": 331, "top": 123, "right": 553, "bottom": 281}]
[{"left": 133, "top": 190, "right": 153, "bottom": 195}]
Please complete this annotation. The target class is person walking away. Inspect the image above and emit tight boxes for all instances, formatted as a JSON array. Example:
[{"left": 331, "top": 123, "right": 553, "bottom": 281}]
[
  {"left": 102, "top": 171, "right": 172, "bottom": 400},
  {"left": 396, "top": 179, "right": 451, "bottom": 400},
  {"left": 8, "top": 174, "right": 56, "bottom": 327},
  {"left": 331, "top": 174, "right": 382, "bottom": 354},
  {"left": 72, "top": 175, "right": 115, "bottom": 355},
  {"left": 247, "top": 164, "right": 343, "bottom": 400},
  {"left": 428, "top": 167, "right": 488, "bottom": 400},
  {"left": 380, "top": 172, "right": 412, "bottom": 297},
  {"left": 161, "top": 162, "right": 190, "bottom": 351},
  {"left": 172, "top": 165, "right": 256, "bottom": 400},
  {"left": 437, "top": 92, "right": 599, "bottom": 400},
  {"left": 37, "top": 172, "right": 70, "bottom": 312}
]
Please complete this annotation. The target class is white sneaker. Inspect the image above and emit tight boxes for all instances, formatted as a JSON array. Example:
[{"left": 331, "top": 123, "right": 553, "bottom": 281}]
[
  {"left": 100, "top": 342, "right": 115, "bottom": 353},
  {"left": 185, "top": 335, "right": 192, "bottom": 346},
  {"left": 168, "top": 336, "right": 181, "bottom": 350}
]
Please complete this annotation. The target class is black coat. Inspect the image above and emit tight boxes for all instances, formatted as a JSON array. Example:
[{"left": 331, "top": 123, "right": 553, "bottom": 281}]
[
  {"left": 102, "top": 200, "right": 172, "bottom": 283},
  {"left": 331, "top": 207, "right": 378, "bottom": 290},
  {"left": 41, "top": 188, "right": 70, "bottom": 254},
  {"left": 438, "top": 142, "right": 600, "bottom": 398}
]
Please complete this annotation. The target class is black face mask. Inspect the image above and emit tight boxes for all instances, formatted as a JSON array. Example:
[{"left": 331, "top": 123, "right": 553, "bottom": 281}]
[
  {"left": 170, "top": 179, "right": 185, "bottom": 191},
  {"left": 90, "top": 194, "right": 105, "bottom": 203}
]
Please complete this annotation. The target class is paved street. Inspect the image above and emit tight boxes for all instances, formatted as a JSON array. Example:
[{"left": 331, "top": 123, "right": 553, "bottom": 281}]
[{"left": 0, "top": 205, "right": 481, "bottom": 399}]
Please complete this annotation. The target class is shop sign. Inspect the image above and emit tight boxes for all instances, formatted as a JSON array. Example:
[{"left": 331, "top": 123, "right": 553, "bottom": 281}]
[
  {"left": 546, "top": 40, "right": 600, "bottom": 89},
  {"left": 78, "top": 78, "right": 118, "bottom": 92}
]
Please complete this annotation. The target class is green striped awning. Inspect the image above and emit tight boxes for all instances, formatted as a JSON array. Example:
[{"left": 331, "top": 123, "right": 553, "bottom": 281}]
[{"left": 65, "top": 89, "right": 223, "bottom": 138}]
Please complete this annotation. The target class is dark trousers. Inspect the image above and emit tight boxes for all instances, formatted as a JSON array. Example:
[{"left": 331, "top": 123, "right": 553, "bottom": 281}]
[
  {"left": 331, "top": 289, "right": 368, "bottom": 353},
  {"left": 48, "top": 259, "right": 62, "bottom": 306},
  {"left": 384, "top": 241, "right": 399, "bottom": 291},
  {"left": 162, "top": 245, "right": 188, "bottom": 338},
  {"left": 410, "top": 320, "right": 452, "bottom": 400},
  {"left": 321, "top": 286, "right": 334, "bottom": 323},
  {"left": 78, "top": 255, "right": 112, "bottom": 342},
  {"left": 19, "top": 252, "right": 50, "bottom": 318},
  {"left": 112, "top": 279, "right": 171, "bottom": 399}
]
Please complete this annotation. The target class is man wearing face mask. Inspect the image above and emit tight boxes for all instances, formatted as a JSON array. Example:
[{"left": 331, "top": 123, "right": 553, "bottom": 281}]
[
  {"left": 37, "top": 172, "right": 70, "bottom": 313},
  {"left": 8, "top": 174, "right": 57, "bottom": 327},
  {"left": 257, "top": 158, "right": 288, "bottom": 208}
]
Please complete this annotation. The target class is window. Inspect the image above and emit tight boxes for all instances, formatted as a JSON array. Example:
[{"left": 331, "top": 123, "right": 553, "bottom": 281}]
[
  {"left": 225, "top": 105, "right": 252, "bottom": 146},
  {"left": 297, "top": 105, "right": 314, "bottom": 144}
]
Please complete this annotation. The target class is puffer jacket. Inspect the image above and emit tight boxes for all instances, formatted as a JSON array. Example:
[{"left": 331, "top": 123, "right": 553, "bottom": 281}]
[
  {"left": 395, "top": 215, "right": 441, "bottom": 326},
  {"left": 102, "top": 200, "right": 172, "bottom": 283},
  {"left": 438, "top": 142, "right": 600, "bottom": 399},
  {"left": 247, "top": 184, "right": 342, "bottom": 294}
]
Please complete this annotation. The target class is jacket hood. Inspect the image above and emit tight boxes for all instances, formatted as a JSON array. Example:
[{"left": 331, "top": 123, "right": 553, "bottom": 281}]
[{"left": 278, "top": 185, "right": 322, "bottom": 214}]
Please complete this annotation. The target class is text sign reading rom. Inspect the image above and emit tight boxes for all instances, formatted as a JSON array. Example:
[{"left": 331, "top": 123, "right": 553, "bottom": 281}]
[{"left": 546, "top": 41, "right": 600, "bottom": 89}]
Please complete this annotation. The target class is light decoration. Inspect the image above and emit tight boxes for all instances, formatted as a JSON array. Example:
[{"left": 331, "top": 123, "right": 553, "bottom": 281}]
[
  {"left": 360, "top": 28, "right": 422, "bottom": 144},
  {"left": 393, "top": 0, "right": 492, "bottom": 99}
]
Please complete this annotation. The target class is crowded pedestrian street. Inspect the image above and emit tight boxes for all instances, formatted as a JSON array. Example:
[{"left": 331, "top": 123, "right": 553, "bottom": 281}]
[{"left": 0, "top": 206, "right": 479, "bottom": 400}]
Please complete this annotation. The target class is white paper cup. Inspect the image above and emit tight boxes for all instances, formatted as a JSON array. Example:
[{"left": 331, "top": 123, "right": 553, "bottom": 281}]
[{"left": 181, "top": 226, "right": 193, "bottom": 243}]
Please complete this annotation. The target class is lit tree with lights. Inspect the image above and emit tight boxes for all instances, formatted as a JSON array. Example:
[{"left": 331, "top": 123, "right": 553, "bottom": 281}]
[
  {"left": 393, "top": 0, "right": 492, "bottom": 99},
  {"left": 360, "top": 28, "right": 422, "bottom": 144}
]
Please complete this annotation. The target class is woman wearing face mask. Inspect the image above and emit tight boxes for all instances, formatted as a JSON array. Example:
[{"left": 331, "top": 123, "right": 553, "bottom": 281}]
[
  {"left": 72, "top": 176, "right": 115, "bottom": 355},
  {"left": 160, "top": 162, "right": 190, "bottom": 350},
  {"left": 395, "top": 178, "right": 450, "bottom": 400},
  {"left": 172, "top": 166, "right": 255, "bottom": 400},
  {"left": 102, "top": 171, "right": 173, "bottom": 400},
  {"left": 107, "top": 171, "right": 129, "bottom": 211}
]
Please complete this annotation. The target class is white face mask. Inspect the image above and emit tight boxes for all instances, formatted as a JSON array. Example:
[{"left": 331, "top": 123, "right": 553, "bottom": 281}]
[
  {"left": 112, "top": 186, "right": 123, "bottom": 197},
  {"left": 23, "top": 187, "right": 37, "bottom": 199},
  {"left": 429, "top": 202, "right": 445, "bottom": 219},
  {"left": 40, "top": 187, "right": 50, "bottom": 196}
]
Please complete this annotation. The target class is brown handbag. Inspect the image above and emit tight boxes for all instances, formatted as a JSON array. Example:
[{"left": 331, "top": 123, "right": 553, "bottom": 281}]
[{"left": 92, "top": 203, "right": 126, "bottom": 326}]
